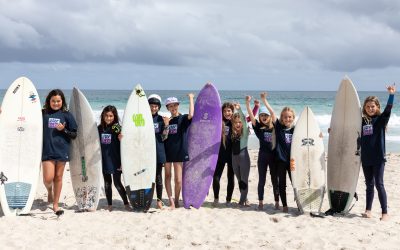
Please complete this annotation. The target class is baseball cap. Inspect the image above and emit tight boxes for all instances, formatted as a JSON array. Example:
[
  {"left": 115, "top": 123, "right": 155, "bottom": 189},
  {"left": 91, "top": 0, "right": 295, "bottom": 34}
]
[{"left": 165, "top": 97, "right": 180, "bottom": 107}]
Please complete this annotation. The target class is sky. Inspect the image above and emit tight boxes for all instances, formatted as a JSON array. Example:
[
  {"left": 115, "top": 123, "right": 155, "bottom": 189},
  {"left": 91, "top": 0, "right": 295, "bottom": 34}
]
[{"left": 1, "top": 0, "right": 400, "bottom": 90}]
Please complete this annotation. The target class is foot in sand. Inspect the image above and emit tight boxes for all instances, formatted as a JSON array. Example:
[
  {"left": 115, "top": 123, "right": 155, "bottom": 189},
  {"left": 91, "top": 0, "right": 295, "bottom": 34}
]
[
  {"left": 107, "top": 205, "right": 113, "bottom": 212},
  {"left": 362, "top": 210, "right": 372, "bottom": 218},
  {"left": 258, "top": 201, "right": 263, "bottom": 210},
  {"left": 124, "top": 204, "right": 132, "bottom": 211},
  {"left": 156, "top": 200, "right": 164, "bottom": 209},
  {"left": 275, "top": 201, "right": 280, "bottom": 210},
  {"left": 168, "top": 197, "right": 175, "bottom": 209},
  {"left": 212, "top": 198, "right": 219, "bottom": 207},
  {"left": 380, "top": 213, "right": 389, "bottom": 221},
  {"left": 282, "top": 206, "right": 289, "bottom": 213}
]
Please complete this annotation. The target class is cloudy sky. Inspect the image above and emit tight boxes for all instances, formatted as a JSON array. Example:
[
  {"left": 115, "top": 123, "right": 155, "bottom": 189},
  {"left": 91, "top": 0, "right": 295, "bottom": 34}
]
[{"left": 1, "top": 0, "right": 400, "bottom": 90}]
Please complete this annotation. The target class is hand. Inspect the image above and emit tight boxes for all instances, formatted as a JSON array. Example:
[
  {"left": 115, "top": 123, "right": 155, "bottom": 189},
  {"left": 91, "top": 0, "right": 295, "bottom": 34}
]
[
  {"left": 56, "top": 122, "right": 66, "bottom": 131},
  {"left": 260, "top": 92, "right": 268, "bottom": 100},
  {"left": 387, "top": 83, "right": 396, "bottom": 94},
  {"left": 245, "top": 95, "right": 251, "bottom": 103},
  {"left": 188, "top": 93, "right": 195, "bottom": 99},
  {"left": 118, "top": 133, "right": 123, "bottom": 141},
  {"left": 234, "top": 103, "right": 241, "bottom": 110},
  {"left": 254, "top": 99, "right": 260, "bottom": 106},
  {"left": 163, "top": 116, "right": 170, "bottom": 126}
]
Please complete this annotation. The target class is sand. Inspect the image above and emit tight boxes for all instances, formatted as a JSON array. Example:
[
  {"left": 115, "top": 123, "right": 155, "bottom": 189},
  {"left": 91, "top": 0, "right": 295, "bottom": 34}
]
[{"left": 1, "top": 150, "right": 400, "bottom": 249}]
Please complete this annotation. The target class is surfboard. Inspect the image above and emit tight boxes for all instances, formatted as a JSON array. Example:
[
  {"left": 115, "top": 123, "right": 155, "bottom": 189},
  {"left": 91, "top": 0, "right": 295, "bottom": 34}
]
[
  {"left": 327, "top": 76, "right": 362, "bottom": 214},
  {"left": 182, "top": 83, "right": 222, "bottom": 209},
  {"left": 290, "top": 106, "right": 326, "bottom": 214},
  {"left": 69, "top": 88, "right": 102, "bottom": 211},
  {"left": 121, "top": 84, "right": 156, "bottom": 212},
  {"left": 0, "top": 77, "right": 42, "bottom": 216}
]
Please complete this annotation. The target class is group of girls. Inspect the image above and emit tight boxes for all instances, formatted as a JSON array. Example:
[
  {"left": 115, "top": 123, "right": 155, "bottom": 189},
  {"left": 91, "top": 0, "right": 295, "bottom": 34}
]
[{"left": 39, "top": 84, "right": 395, "bottom": 220}]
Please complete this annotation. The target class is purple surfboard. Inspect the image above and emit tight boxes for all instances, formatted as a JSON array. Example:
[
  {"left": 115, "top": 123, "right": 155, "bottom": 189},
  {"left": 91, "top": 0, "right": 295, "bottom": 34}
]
[{"left": 182, "top": 83, "right": 222, "bottom": 209}]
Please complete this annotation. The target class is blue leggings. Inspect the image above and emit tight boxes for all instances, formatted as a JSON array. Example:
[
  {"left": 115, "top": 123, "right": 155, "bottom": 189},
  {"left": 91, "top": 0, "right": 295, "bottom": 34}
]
[{"left": 362, "top": 163, "right": 387, "bottom": 214}]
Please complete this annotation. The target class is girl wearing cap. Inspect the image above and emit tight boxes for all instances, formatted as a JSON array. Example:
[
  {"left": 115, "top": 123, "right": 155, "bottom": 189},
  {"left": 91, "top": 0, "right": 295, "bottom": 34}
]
[
  {"left": 148, "top": 94, "right": 170, "bottom": 209},
  {"left": 246, "top": 93, "right": 278, "bottom": 210},
  {"left": 164, "top": 94, "right": 195, "bottom": 208}
]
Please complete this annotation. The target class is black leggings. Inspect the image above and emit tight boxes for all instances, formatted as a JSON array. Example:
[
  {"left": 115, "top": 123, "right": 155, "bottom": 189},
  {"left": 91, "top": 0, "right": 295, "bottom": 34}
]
[
  {"left": 156, "top": 163, "right": 163, "bottom": 200},
  {"left": 362, "top": 162, "right": 387, "bottom": 214},
  {"left": 103, "top": 172, "right": 129, "bottom": 206},
  {"left": 276, "top": 160, "right": 292, "bottom": 207},
  {"left": 212, "top": 158, "right": 235, "bottom": 202},
  {"left": 258, "top": 151, "right": 278, "bottom": 201}
]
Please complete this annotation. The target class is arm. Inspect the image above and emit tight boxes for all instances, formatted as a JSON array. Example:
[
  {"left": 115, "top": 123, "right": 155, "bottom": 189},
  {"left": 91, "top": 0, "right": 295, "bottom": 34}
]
[
  {"left": 245, "top": 96, "right": 257, "bottom": 126},
  {"left": 161, "top": 116, "right": 170, "bottom": 141},
  {"left": 188, "top": 93, "right": 195, "bottom": 120},
  {"left": 236, "top": 105, "right": 249, "bottom": 149},
  {"left": 56, "top": 122, "right": 77, "bottom": 139},
  {"left": 261, "top": 92, "right": 276, "bottom": 122},
  {"left": 246, "top": 99, "right": 259, "bottom": 122}
]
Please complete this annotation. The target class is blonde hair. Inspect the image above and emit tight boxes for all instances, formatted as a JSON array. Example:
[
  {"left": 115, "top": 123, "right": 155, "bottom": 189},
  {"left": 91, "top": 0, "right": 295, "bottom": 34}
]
[
  {"left": 279, "top": 107, "right": 295, "bottom": 126},
  {"left": 231, "top": 113, "right": 243, "bottom": 139}
]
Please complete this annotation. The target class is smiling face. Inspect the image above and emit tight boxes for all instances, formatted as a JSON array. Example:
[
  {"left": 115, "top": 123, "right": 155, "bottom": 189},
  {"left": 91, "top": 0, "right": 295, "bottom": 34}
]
[
  {"left": 49, "top": 95, "right": 63, "bottom": 111},
  {"left": 232, "top": 116, "right": 243, "bottom": 133},
  {"left": 365, "top": 101, "right": 378, "bottom": 117},
  {"left": 223, "top": 107, "right": 233, "bottom": 121},
  {"left": 167, "top": 103, "right": 179, "bottom": 117},
  {"left": 150, "top": 104, "right": 160, "bottom": 115},
  {"left": 259, "top": 113, "right": 270, "bottom": 125},
  {"left": 281, "top": 110, "right": 294, "bottom": 127},
  {"left": 103, "top": 111, "right": 115, "bottom": 125}
]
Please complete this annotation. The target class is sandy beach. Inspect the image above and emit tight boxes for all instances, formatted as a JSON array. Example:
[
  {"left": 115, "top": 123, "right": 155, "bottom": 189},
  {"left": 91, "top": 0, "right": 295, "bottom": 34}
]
[{"left": 1, "top": 150, "right": 400, "bottom": 250}]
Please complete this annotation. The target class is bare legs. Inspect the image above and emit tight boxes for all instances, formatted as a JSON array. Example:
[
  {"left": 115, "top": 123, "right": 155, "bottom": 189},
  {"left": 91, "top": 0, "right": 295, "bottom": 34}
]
[
  {"left": 164, "top": 162, "right": 183, "bottom": 209},
  {"left": 42, "top": 160, "right": 66, "bottom": 212}
]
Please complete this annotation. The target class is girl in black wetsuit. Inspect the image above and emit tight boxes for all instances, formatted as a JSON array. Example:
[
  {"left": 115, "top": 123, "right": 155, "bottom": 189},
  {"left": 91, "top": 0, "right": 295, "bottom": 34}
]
[
  {"left": 98, "top": 105, "right": 130, "bottom": 211},
  {"left": 360, "top": 84, "right": 395, "bottom": 221}
]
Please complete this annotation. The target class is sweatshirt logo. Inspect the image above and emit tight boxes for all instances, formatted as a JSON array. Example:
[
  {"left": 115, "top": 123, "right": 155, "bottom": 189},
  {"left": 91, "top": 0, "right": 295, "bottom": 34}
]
[
  {"left": 263, "top": 132, "right": 273, "bottom": 143},
  {"left": 48, "top": 118, "right": 60, "bottom": 128},
  {"left": 285, "top": 133, "right": 292, "bottom": 144},
  {"left": 101, "top": 134, "right": 112, "bottom": 144},
  {"left": 363, "top": 124, "right": 373, "bottom": 136}
]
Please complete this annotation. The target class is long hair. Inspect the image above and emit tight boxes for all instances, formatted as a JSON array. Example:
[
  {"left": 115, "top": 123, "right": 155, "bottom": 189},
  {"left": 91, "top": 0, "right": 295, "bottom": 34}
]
[
  {"left": 279, "top": 106, "right": 295, "bottom": 127},
  {"left": 99, "top": 105, "right": 120, "bottom": 130},
  {"left": 43, "top": 89, "right": 68, "bottom": 113},
  {"left": 231, "top": 113, "right": 243, "bottom": 140},
  {"left": 221, "top": 102, "right": 235, "bottom": 148},
  {"left": 362, "top": 96, "right": 381, "bottom": 122},
  {"left": 259, "top": 114, "right": 274, "bottom": 130}
]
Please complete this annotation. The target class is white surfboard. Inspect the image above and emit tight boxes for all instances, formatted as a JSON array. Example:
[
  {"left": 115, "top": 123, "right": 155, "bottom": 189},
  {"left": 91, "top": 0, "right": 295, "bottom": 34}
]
[
  {"left": 290, "top": 106, "right": 326, "bottom": 214},
  {"left": 69, "top": 88, "right": 102, "bottom": 211},
  {"left": 0, "top": 77, "right": 42, "bottom": 216},
  {"left": 327, "top": 76, "right": 362, "bottom": 214},
  {"left": 121, "top": 84, "right": 156, "bottom": 211}
]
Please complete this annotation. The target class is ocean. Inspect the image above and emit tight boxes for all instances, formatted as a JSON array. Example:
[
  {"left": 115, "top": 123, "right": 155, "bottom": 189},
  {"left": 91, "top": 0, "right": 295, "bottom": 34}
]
[{"left": 1, "top": 89, "right": 399, "bottom": 152}]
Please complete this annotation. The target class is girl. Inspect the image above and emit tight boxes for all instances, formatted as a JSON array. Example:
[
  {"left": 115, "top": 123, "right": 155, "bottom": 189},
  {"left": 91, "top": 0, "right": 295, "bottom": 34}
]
[
  {"left": 246, "top": 93, "right": 278, "bottom": 210},
  {"left": 148, "top": 94, "right": 170, "bottom": 209},
  {"left": 98, "top": 105, "right": 130, "bottom": 211},
  {"left": 361, "top": 84, "right": 395, "bottom": 221},
  {"left": 164, "top": 94, "right": 194, "bottom": 209},
  {"left": 274, "top": 106, "right": 295, "bottom": 213},
  {"left": 42, "top": 89, "right": 77, "bottom": 215},
  {"left": 231, "top": 103, "right": 251, "bottom": 207},
  {"left": 213, "top": 101, "right": 259, "bottom": 206}
]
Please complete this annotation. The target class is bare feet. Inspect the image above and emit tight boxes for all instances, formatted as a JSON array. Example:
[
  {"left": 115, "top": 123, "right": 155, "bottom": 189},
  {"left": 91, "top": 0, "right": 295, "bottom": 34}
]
[
  {"left": 107, "top": 205, "right": 113, "bottom": 212},
  {"left": 168, "top": 197, "right": 175, "bottom": 209},
  {"left": 174, "top": 199, "right": 180, "bottom": 208},
  {"left": 156, "top": 200, "right": 164, "bottom": 209},
  {"left": 258, "top": 201, "right": 263, "bottom": 210},
  {"left": 283, "top": 206, "right": 289, "bottom": 213},
  {"left": 380, "top": 213, "right": 389, "bottom": 221},
  {"left": 124, "top": 204, "right": 132, "bottom": 211},
  {"left": 275, "top": 201, "right": 280, "bottom": 210},
  {"left": 362, "top": 210, "right": 372, "bottom": 218},
  {"left": 212, "top": 198, "right": 219, "bottom": 207}
]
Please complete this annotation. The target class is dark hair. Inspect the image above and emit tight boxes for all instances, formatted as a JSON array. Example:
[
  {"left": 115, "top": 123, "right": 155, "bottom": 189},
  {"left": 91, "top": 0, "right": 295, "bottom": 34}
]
[
  {"left": 221, "top": 102, "right": 235, "bottom": 121},
  {"left": 43, "top": 89, "right": 68, "bottom": 113},
  {"left": 100, "top": 105, "right": 120, "bottom": 130}
]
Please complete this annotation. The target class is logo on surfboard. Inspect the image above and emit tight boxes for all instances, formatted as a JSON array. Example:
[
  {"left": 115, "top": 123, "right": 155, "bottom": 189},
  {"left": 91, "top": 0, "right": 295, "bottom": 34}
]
[{"left": 132, "top": 114, "right": 145, "bottom": 127}]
